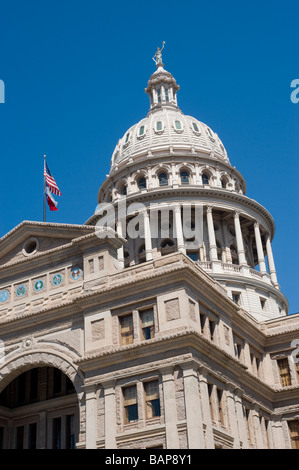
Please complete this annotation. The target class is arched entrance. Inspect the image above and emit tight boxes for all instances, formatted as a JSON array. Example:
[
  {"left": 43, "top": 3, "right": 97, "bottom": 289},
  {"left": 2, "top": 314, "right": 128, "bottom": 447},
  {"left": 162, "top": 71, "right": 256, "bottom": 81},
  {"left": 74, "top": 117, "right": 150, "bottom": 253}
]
[{"left": 0, "top": 366, "right": 79, "bottom": 449}]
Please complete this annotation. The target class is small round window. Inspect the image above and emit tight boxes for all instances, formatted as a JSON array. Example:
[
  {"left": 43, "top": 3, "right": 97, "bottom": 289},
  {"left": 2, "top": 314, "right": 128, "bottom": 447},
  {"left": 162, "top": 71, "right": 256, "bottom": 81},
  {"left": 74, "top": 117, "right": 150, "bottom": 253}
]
[{"left": 23, "top": 237, "right": 39, "bottom": 256}]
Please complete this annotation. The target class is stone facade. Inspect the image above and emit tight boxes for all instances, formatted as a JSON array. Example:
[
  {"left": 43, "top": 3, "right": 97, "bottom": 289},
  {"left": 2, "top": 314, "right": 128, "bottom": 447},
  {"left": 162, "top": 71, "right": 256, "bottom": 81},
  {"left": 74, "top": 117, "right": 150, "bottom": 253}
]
[{"left": 0, "top": 60, "right": 298, "bottom": 450}]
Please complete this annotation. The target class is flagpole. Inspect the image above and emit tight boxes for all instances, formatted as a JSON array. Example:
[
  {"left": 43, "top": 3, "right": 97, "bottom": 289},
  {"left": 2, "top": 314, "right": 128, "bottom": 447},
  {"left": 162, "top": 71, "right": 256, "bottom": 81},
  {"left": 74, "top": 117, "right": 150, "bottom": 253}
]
[{"left": 43, "top": 155, "right": 46, "bottom": 222}]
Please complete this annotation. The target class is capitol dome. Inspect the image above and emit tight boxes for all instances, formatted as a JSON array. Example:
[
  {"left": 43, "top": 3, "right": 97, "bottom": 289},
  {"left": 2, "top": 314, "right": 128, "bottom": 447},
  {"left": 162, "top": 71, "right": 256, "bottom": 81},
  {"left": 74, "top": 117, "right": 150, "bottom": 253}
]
[{"left": 110, "top": 65, "right": 229, "bottom": 173}]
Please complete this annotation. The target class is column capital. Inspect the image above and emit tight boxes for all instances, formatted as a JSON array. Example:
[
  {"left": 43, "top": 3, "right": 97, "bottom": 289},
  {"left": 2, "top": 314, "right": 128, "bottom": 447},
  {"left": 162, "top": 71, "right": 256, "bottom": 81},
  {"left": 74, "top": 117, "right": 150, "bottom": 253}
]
[
  {"left": 206, "top": 205, "right": 213, "bottom": 213},
  {"left": 233, "top": 210, "right": 241, "bottom": 219},
  {"left": 254, "top": 220, "right": 260, "bottom": 229},
  {"left": 174, "top": 204, "right": 181, "bottom": 213},
  {"left": 101, "top": 379, "right": 116, "bottom": 391},
  {"left": 159, "top": 365, "right": 174, "bottom": 378}
]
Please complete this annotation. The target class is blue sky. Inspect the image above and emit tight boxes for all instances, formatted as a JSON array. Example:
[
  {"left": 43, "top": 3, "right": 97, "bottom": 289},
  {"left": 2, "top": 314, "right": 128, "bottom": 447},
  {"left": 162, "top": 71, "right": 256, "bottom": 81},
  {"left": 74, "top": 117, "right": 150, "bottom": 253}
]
[{"left": 0, "top": 0, "right": 298, "bottom": 313}]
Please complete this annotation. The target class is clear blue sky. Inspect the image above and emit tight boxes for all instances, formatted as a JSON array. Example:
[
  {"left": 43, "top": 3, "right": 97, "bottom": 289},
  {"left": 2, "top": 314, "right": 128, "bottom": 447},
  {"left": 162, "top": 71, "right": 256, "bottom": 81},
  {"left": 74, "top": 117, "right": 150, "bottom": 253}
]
[{"left": 0, "top": 0, "right": 298, "bottom": 313}]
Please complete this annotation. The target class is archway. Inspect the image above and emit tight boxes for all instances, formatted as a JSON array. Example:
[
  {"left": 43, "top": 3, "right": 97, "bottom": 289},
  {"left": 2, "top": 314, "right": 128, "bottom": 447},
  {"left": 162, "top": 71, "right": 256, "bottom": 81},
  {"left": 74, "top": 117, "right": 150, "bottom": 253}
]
[{"left": 0, "top": 366, "right": 79, "bottom": 449}]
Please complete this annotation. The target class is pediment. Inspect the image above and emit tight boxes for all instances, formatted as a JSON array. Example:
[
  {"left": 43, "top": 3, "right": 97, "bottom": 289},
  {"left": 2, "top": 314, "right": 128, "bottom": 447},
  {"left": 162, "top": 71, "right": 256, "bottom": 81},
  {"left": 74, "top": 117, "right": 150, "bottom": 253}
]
[{"left": 0, "top": 221, "right": 95, "bottom": 267}]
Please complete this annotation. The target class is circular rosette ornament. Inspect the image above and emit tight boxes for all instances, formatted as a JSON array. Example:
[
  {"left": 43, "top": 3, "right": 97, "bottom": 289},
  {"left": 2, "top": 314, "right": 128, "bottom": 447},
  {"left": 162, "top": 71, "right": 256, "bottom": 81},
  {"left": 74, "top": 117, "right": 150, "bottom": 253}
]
[
  {"left": 33, "top": 279, "right": 45, "bottom": 292},
  {"left": 52, "top": 273, "right": 63, "bottom": 287},
  {"left": 0, "top": 290, "right": 9, "bottom": 303},
  {"left": 70, "top": 267, "right": 82, "bottom": 281},
  {"left": 16, "top": 285, "right": 27, "bottom": 298}
]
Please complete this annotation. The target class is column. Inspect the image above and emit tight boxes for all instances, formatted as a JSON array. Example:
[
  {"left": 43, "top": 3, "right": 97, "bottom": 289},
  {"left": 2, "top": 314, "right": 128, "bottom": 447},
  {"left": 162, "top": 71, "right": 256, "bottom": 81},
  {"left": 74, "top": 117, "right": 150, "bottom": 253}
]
[
  {"left": 198, "top": 367, "right": 214, "bottom": 448},
  {"left": 116, "top": 220, "right": 124, "bottom": 269},
  {"left": 252, "top": 405, "right": 264, "bottom": 448},
  {"left": 233, "top": 211, "right": 247, "bottom": 266},
  {"left": 206, "top": 206, "right": 218, "bottom": 261},
  {"left": 143, "top": 209, "right": 153, "bottom": 261},
  {"left": 234, "top": 388, "right": 249, "bottom": 449},
  {"left": 174, "top": 205, "right": 186, "bottom": 254},
  {"left": 226, "top": 383, "right": 241, "bottom": 448},
  {"left": 181, "top": 362, "right": 205, "bottom": 448},
  {"left": 85, "top": 385, "right": 97, "bottom": 449},
  {"left": 102, "top": 380, "right": 117, "bottom": 448},
  {"left": 160, "top": 366, "right": 180, "bottom": 449},
  {"left": 37, "top": 412, "right": 47, "bottom": 449},
  {"left": 265, "top": 234, "right": 279, "bottom": 287},
  {"left": 271, "top": 415, "right": 286, "bottom": 449},
  {"left": 254, "top": 221, "right": 267, "bottom": 275}
]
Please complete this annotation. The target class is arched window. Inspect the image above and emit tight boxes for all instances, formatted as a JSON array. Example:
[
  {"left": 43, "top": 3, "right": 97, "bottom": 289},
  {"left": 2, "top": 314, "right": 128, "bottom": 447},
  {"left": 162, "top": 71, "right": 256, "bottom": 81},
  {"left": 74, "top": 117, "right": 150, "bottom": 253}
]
[
  {"left": 202, "top": 173, "right": 210, "bottom": 185},
  {"left": 165, "top": 88, "right": 169, "bottom": 102},
  {"left": 156, "top": 121, "right": 163, "bottom": 132},
  {"left": 158, "top": 172, "right": 168, "bottom": 187},
  {"left": 221, "top": 178, "right": 227, "bottom": 189},
  {"left": 121, "top": 184, "right": 127, "bottom": 196},
  {"left": 125, "top": 132, "right": 130, "bottom": 143},
  {"left": 138, "top": 177, "right": 146, "bottom": 190},
  {"left": 157, "top": 88, "right": 161, "bottom": 103},
  {"left": 192, "top": 122, "right": 200, "bottom": 133},
  {"left": 161, "top": 239, "right": 175, "bottom": 256},
  {"left": 180, "top": 170, "right": 190, "bottom": 185},
  {"left": 175, "top": 120, "right": 182, "bottom": 130}
]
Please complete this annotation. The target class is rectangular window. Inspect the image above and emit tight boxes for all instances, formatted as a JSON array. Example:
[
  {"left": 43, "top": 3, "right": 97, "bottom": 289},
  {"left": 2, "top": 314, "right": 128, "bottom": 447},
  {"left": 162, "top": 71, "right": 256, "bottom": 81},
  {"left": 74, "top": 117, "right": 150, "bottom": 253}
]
[
  {"left": 144, "top": 381, "right": 161, "bottom": 419},
  {"left": 157, "top": 88, "right": 161, "bottom": 103},
  {"left": 28, "top": 423, "right": 37, "bottom": 449},
  {"left": 289, "top": 420, "right": 299, "bottom": 449},
  {"left": 0, "top": 426, "right": 3, "bottom": 449},
  {"left": 140, "top": 309, "right": 155, "bottom": 340},
  {"left": 260, "top": 297, "right": 266, "bottom": 310},
  {"left": 209, "top": 319, "right": 216, "bottom": 342},
  {"left": 277, "top": 358, "right": 292, "bottom": 387},
  {"left": 16, "top": 425, "right": 24, "bottom": 449},
  {"left": 123, "top": 385, "right": 138, "bottom": 423},
  {"left": 52, "top": 417, "right": 62, "bottom": 449},
  {"left": 234, "top": 340, "right": 242, "bottom": 360},
  {"left": 120, "top": 314, "right": 134, "bottom": 345},
  {"left": 232, "top": 292, "right": 240, "bottom": 305},
  {"left": 199, "top": 313, "right": 206, "bottom": 334},
  {"left": 165, "top": 88, "right": 169, "bottom": 102},
  {"left": 66, "top": 414, "right": 76, "bottom": 449}
]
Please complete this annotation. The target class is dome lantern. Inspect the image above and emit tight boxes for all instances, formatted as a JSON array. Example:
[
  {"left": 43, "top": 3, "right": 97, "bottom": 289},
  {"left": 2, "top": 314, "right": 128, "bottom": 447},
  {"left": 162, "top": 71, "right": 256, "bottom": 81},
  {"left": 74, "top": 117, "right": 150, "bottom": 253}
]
[{"left": 145, "top": 43, "right": 180, "bottom": 113}]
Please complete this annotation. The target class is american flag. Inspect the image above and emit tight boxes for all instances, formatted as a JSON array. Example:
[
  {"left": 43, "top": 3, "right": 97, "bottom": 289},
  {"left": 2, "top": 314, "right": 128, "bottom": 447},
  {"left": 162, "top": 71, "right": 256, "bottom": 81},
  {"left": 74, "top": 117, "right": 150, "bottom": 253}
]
[{"left": 44, "top": 162, "right": 62, "bottom": 196}]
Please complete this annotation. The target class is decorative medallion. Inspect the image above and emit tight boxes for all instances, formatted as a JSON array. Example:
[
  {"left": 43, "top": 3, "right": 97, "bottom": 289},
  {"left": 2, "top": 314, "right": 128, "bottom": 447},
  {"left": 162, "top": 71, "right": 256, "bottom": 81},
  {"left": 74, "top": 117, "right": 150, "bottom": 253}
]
[
  {"left": 0, "top": 290, "right": 9, "bottom": 303},
  {"left": 16, "top": 285, "right": 27, "bottom": 298},
  {"left": 52, "top": 273, "right": 63, "bottom": 286},
  {"left": 70, "top": 267, "right": 82, "bottom": 281},
  {"left": 33, "top": 279, "right": 45, "bottom": 292}
]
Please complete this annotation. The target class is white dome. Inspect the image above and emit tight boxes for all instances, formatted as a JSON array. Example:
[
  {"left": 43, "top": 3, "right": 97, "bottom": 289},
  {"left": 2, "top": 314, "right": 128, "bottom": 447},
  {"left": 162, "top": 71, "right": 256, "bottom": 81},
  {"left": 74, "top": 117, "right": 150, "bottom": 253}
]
[{"left": 110, "top": 108, "right": 229, "bottom": 171}]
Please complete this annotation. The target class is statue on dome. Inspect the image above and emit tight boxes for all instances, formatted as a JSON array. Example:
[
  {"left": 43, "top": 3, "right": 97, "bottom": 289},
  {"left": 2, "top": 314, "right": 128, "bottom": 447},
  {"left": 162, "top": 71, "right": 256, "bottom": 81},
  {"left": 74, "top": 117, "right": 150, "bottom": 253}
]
[{"left": 153, "top": 41, "right": 165, "bottom": 66}]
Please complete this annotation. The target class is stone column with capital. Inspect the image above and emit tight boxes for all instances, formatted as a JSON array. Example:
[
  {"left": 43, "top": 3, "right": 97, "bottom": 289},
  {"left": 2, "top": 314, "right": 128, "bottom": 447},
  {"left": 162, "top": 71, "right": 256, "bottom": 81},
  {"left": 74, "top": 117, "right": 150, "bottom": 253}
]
[
  {"left": 116, "top": 220, "right": 124, "bottom": 269},
  {"left": 233, "top": 211, "right": 247, "bottom": 266},
  {"left": 160, "top": 366, "right": 180, "bottom": 449},
  {"left": 252, "top": 405, "right": 264, "bottom": 448},
  {"left": 226, "top": 383, "right": 241, "bottom": 448},
  {"left": 254, "top": 221, "right": 267, "bottom": 275},
  {"left": 234, "top": 388, "right": 249, "bottom": 449},
  {"left": 265, "top": 234, "right": 279, "bottom": 288},
  {"left": 85, "top": 385, "right": 98, "bottom": 449},
  {"left": 206, "top": 206, "right": 221, "bottom": 272},
  {"left": 102, "top": 380, "right": 117, "bottom": 449},
  {"left": 143, "top": 209, "right": 153, "bottom": 261},
  {"left": 181, "top": 362, "right": 205, "bottom": 448},
  {"left": 198, "top": 367, "right": 214, "bottom": 448},
  {"left": 174, "top": 205, "right": 186, "bottom": 254}
]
